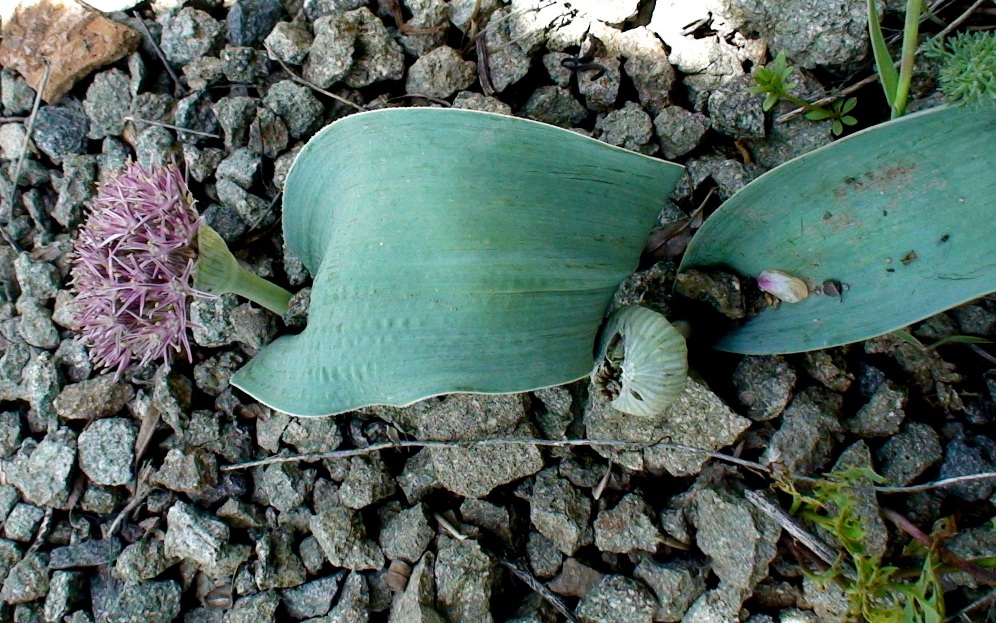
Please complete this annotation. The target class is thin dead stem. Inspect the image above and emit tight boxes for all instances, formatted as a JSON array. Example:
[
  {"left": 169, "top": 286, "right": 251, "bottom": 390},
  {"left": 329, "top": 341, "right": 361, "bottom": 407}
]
[
  {"left": 2, "top": 59, "right": 49, "bottom": 225},
  {"left": 263, "top": 44, "right": 365, "bottom": 112},
  {"left": 876, "top": 471, "right": 996, "bottom": 494},
  {"left": 132, "top": 12, "right": 185, "bottom": 98},
  {"left": 220, "top": 437, "right": 773, "bottom": 472},
  {"left": 124, "top": 116, "right": 221, "bottom": 138}
]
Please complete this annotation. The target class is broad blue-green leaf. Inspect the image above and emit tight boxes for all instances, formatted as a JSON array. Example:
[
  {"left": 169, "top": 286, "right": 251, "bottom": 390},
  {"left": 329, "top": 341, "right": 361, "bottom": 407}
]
[
  {"left": 679, "top": 105, "right": 996, "bottom": 354},
  {"left": 232, "top": 108, "right": 684, "bottom": 416}
]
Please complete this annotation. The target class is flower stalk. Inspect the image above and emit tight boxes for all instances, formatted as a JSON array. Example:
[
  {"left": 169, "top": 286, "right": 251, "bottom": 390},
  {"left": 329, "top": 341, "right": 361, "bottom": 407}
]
[{"left": 194, "top": 222, "right": 292, "bottom": 316}]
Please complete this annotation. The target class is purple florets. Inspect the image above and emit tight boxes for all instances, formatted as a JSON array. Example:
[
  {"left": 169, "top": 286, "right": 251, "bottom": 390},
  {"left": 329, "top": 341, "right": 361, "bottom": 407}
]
[{"left": 71, "top": 162, "right": 205, "bottom": 377}]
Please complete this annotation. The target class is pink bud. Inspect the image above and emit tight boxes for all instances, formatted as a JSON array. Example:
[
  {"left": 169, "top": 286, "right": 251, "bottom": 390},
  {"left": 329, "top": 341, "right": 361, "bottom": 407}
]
[{"left": 757, "top": 269, "right": 810, "bottom": 303}]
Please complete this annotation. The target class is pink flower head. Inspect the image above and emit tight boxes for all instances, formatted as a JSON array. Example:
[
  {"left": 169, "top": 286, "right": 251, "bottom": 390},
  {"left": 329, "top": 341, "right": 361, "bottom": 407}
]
[{"left": 71, "top": 162, "right": 205, "bottom": 377}]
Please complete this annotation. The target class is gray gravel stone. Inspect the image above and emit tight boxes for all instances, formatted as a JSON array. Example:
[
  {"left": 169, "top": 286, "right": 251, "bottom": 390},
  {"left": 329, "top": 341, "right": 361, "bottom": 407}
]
[
  {"left": 875, "top": 422, "right": 942, "bottom": 485},
  {"left": 580, "top": 58, "right": 622, "bottom": 112},
  {"left": 339, "top": 455, "right": 395, "bottom": 509},
  {"left": 265, "top": 22, "right": 313, "bottom": 65},
  {"left": 264, "top": 80, "right": 324, "bottom": 139},
  {"left": 97, "top": 579, "right": 182, "bottom": 623},
  {"left": 708, "top": 74, "right": 766, "bottom": 139},
  {"left": 32, "top": 105, "right": 89, "bottom": 164},
  {"left": 254, "top": 530, "right": 307, "bottom": 590},
  {"left": 211, "top": 96, "right": 256, "bottom": 152},
  {"left": 325, "top": 571, "right": 368, "bottom": 622},
  {"left": 521, "top": 86, "right": 587, "bottom": 127},
  {"left": 435, "top": 536, "right": 493, "bottom": 623},
  {"left": 480, "top": 8, "right": 531, "bottom": 93},
  {"left": 14, "top": 298, "right": 58, "bottom": 349},
  {"left": 397, "top": 451, "right": 437, "bottom": 503},
  {"left": 619, "top": 27, "right": 676, "bottom": 116},
  {"left": 939, "top": 433, "right": 996, "bottom": 501},
  {"left": 585, "top": 377, "right": 750, "bottom": 475},
  {"left": 406, "top": 46, "right": 476, "bottom": 99},
  {"left": 845, "top": 381, "right": 907, "bottom": 437},
  {"left": 52, "top": 154, "right": 96, "bottom": 227},
  {"left": 526, "top": 531, "right": 562, "bottom": 579},
  {"left": 221, "top": 47, "right": 268, "bottom": 83},
  {"left": 173, "top": 90, "right": 219, "bottom": 144},
  {"left": 310, "top": 508, "right": 384, "bottom": 571},
  {"left": 542, "top": 52, "right": 572, "bottom": 88},
  {"left": 182, "top": 144, "right": 224, "bottom": 184},
  {"left": 281, "top": 573, "right": 343, "bottom": 619},
  {"left": 260, "top": 462, "right": 309, "bottom": 512},
  {"left": 160, "top": 8, "right": 224, "bottom": 66},
  {"left": 83, "top": 69, "right": 132, "bottom": 139},
  {"left": 130, "top": 93, "right": 174, "bottom": 131},
  {"left": 2, "top": 503, "right": 43, "bottom": 542},
  {"left": 389, "top": 552, "right": 444, "bottom": 623},
  {"left": 217, "top": 180, "right": 272, "bottom": 230},
  {"left": 749, "top": 116, "right": 833, "bottom": 169},
  {"left": 953, "top": 303, "right": 996, "bottom": 335},
  {"left": 54, "top": 374, "right": 133, "bottom": 421},
  {"left": 1, "top": 69, "right": 34, "bottom": 115},
  {"left": 443, "top": 96, "right": 507, "bottom": 123},
  {"left": 803, "top": 350, "right": 853, "bottom": 393},
  {"left": 153, "top": 447, "right": 218, "bottom": 497},
  {"left": 220, "top": 590, "right": 278, "bottom": 623},
  {"left": 216, "top": 147, "right": 261, "bottom": 190},
  {"left": 193, "top": 351, "right": 244, "bottom": 397},
  {"left": 49, "top": 539, "right": 122, "bottom": 569},
  {"left": 430, "top": 427, "right": 543, "bottom": 498},
  {"left": 43, "top": 570, "right": 84, "bottom": 622},
  {"left": 729, "top": 0, "right": 869, "bottom": 68},
  {"left": 595, "top": 101, "right": 654, "bottom": 153},
  {"left": 0, "top": 552, "right": 48, "bottom": 604},
  {"left": 380, "top": 504, "right": 433, "bottom": 564},
  {"left": 529, "top": 467, "right": 592, "bottom": 555},
  {"left": 113, "top": 538, "right": 177, "bottom": 583},
  {"left": 248, "top": 106, "right": 290, "bottom": 158},
  {"left": 77, "top": 418, "right": 136, "bottom": 486},
  {"left": 343, "top": 7, "right": 406, "bottom": 88},
  {"left": 183, "top": 57, "right": 225, "bottom": 91},
  {"left": 304, "top": 14, "right": 357, "bottom": 89},
  {"left": 576, "top": 575, "right": 655, "bottom": 623},
  {"left": 733, "top": 355, "right": 797, "bottom": 422},
  {"left": 3, "top": 428, "right": 76, "bottom": 506},
  {"left": 281, "top": 416, "right": 341, "bottom": 454},
  {"left": 134, "top": 126, "right": 177, "bottom": 169},
  {"left": 548, "top": 557, "right": 605, "bottom": 598},
  {"left": 396, "top": 0, "right": 448, "bottom": 56},
  {"left": 165, "top": 500, "right": 230, "bottom": 567},
  {"left": 227, "top": 0, "right": 284, "bottom": 46},
  {"left": 690, "top": 487, "right": 780, "bottom": 605},
  {"left": 633, "top": 558, "right": 703, "bottom": 622},
  {"left": 0, "top": 414, "right": 22, "bottom": 459},
  {"left": 303, "top": 0, "right": 366, "bottom": 20},
  {"left": 13, "top": 254, "right": 58, "bottom": 301},
  {"left": 0, "top": 123, "right": 28, "bottom": 160},
  {"left": 594, "top": 493, "right": 662, "bottom": 554},
  {"left": 763, "top": 387, "right": 844, "bottom": 475},
  {"left": 654, "top": 106, "right": 709, "bottom": 159}
]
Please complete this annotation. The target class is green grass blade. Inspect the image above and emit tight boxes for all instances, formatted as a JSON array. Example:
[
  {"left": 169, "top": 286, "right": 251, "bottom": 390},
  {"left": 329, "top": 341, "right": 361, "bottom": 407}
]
[
  {"left": 678, "top": 106, "right": 996, "bottom": 355},
  {"left": 868, "top": 0, "right": 899, "bottom": 108},
  {"left": 232, "top": 109, "right": 684, "bottom": 416}
]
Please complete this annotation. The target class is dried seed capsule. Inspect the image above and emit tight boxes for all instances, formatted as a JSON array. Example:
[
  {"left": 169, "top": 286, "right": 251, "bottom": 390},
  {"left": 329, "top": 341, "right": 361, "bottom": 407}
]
[{"left": 590, "top": 305, "right": 687, "bottom": 417}]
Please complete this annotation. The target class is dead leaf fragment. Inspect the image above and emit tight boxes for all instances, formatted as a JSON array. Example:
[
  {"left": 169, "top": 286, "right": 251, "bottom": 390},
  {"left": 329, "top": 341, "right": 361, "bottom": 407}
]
[{"left": 0, "top": 0, "right": 140, "bottom": 103}]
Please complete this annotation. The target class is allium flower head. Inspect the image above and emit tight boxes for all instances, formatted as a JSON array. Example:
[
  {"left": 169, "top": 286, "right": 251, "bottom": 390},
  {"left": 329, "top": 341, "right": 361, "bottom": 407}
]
[{"left": 71, "top": 162, "right": 205, "bottom": 377}]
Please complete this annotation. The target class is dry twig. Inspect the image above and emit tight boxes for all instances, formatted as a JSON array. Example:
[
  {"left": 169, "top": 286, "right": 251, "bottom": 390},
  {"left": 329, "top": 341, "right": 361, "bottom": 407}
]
[
  {"left": 263, "top": 43, "right": 365, "bottom": 111},
  {"left": 132, "top": 12, "right": 185, "bottom": 98},
  {"left": 501, "top": 557, "right": 581, "bottom": 623},
  {"left": 124, "top": 116, "right": 221, "bottom": 138},
  {"left": 2, "top": 59, "right": 49, "bottom": 225}
]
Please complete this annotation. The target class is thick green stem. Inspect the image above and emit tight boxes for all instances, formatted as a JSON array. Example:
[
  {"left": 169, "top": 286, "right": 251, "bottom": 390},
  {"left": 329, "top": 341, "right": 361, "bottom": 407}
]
[
  {"left": 892, "top": 0, "right": 923, "bottom": 118},
  {"left": 225, "top": 264, "right": 292, "bottom": 316},
  {"left": 194, "top": 222, "right": 293, "bottom": 316}
]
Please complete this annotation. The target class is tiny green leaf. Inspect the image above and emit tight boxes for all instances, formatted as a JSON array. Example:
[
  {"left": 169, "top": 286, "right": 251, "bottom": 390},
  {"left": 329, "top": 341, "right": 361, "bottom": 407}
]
[
  {"left": 868, "top": 0, "right": 900, "bottom": 107},
  {"left": 805, "top": 109, "right": 834, "bottom": 121}
]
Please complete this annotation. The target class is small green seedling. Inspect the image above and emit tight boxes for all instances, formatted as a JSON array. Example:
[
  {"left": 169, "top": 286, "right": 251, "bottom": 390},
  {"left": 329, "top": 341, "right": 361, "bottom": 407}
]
[
  {"left": 781, "top": 469, "right": 946, "bottom": 623},
  {"left": 749, "top": 50, "right": 858, "bottom": 136}
]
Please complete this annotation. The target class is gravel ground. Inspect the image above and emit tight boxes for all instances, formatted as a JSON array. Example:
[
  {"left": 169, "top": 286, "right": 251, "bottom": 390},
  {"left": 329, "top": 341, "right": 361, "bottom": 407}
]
[{"left": 0, "top": 0, "right": 995, "bottom": 622}]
